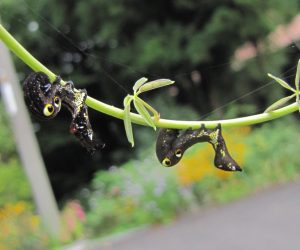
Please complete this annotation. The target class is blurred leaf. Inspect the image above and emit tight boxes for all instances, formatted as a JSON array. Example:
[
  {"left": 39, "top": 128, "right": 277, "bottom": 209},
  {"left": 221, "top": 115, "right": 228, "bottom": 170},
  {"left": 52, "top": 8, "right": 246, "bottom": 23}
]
[
  {"left": 0, "top": 160, "right": 32, "bottom": 206},
  {"left": 264, "top": 94, "right": 295, "bottom": 113},
  {"left": 297, "top": 94, "right": 300, "bottom": 113},
  {"left": 295, "top": 59, "right": 300, "bottom": 92},
  {"left": 268, "top": 73, "right": 295, "bottom": 92},
  {"left": 123, "top": 96, "right": 134, "bottom": 147},
  {"left": 295, "top": 59, "right": 300, "bottom": 112},
  {"left": 133, "top": 98, "right": 156, "bottom": 130},
  {"left": 133, "top": 77, "right": 148, "bottom": 93},
  {"left": 138, "top": 79, "right": 174, "bottom": 93}
]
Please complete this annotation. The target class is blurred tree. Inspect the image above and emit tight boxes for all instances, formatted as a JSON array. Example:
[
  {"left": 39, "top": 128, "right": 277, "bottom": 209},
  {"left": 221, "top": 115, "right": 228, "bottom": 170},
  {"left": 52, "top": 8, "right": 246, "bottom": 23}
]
[{"left": 1, "top": 0, "right": 299, "bottom": 199}]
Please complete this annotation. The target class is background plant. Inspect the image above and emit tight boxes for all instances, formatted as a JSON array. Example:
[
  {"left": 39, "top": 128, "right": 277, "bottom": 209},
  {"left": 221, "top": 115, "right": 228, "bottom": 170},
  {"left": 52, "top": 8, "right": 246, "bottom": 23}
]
[
  {"left": 0, "top": 104, "right": 56, "bottom": 249},
  {"left": 0, "top": 104, "right": 32, "bottom": 206},
  {"left": 0, "top": 201, "right": 51, "bottom": 250}
]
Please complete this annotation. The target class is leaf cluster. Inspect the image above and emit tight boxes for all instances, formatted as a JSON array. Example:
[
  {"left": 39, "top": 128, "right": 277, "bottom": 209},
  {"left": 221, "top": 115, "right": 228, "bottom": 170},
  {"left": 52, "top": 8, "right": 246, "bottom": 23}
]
[
  {"left": 123, "top": 78, "right": 174, "bottom": 146},
  {"left": 265, "top": 59, "right": 300, "bottom": 112}
]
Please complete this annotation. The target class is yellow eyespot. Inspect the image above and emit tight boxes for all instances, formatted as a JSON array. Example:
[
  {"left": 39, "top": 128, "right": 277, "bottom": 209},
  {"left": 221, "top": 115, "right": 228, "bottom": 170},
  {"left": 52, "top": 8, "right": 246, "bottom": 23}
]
[
  {"left": 43, "top": 104, "right": 54, "bottom": 116},
  {"left": 175, "top": 149, "right": 182, "bottom": 158},
  {"left": 162, "top": 158, "right": 171, "bottom": 167},
  {"left": 53, "top": 96, "right": 61, "bottom": 107}
]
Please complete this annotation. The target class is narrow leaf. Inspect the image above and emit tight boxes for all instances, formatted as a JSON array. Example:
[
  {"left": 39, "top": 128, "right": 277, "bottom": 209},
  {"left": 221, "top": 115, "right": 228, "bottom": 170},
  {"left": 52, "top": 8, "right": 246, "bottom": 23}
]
[
  {"left": 296, "top": 59, "right": 300, "bottom": 113},
  {"left": 264, "top": 94, "right": 296, "bottom": 113},
  {"left": 123, "top": 97, "right": 134, "bottom": 147},
  {"left": 297, "top": 93, "right": 300, "bottom": 113},
  {"left": 136, "top": 96, "right": 160, "bottom": 122},
  {"left": 268, "top": 73, "right": 295, "bottom": 92},
  {"left": 123, "top": 95, "right": 132, "bottom": 106},
  {"left": 133, "top": 98, "right": 156, "bottom": 130},
  {"left": 138, "top": 79, "right": 174, "bottom": 93},
  {"left": 295, "top": 59, "right": 300, "bottom": 92},
  {"left": 133, "top": 77, "right": 148, "bottom": 93}
]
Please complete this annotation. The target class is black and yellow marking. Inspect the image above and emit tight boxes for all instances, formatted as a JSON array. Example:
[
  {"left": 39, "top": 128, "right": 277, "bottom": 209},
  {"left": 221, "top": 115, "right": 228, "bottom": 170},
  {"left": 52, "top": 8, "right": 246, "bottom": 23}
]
[{"left": 156, "top": 124, "right": 241, "bottom": 172}]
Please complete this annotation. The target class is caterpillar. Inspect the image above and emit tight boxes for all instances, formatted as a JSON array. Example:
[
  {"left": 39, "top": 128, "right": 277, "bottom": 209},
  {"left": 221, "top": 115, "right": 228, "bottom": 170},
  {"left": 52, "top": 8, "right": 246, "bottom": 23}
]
[
  {"left": 156, "top": 124, "right": 241, "bottom": 171},
  {"left": 23, "top": 71, "right": 104, "bottom": 154}
]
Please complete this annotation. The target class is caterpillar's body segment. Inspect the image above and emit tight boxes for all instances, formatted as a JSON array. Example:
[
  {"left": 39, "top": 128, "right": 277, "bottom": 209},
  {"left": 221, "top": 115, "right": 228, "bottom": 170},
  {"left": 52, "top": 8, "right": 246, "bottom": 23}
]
[
  {"left": 23, "top": 72, "right": 104, "bottom": 154},
  {"left": 156, "top": 124, "right": 241, "bottom": 172}
]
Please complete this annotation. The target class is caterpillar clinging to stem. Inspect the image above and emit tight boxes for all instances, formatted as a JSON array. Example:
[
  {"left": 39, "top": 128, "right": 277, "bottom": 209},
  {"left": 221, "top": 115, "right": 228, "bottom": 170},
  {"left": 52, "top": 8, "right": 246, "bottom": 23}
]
[
  {"left": 156, "top": 124, "right": 241, "bottom": 172},
  {"left": 23, "top": 71, "right": 104, "bottom": 154}
]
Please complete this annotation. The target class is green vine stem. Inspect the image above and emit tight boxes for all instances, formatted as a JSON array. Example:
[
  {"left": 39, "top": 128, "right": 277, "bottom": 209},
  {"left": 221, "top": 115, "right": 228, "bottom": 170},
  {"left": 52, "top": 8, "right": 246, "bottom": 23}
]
[{"left": 0, "top": 24, "right": 298, "bottom": 129}]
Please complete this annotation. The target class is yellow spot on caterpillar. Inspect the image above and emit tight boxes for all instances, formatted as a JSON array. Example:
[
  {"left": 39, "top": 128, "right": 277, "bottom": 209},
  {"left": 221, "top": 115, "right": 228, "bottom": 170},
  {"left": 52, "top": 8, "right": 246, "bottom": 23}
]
[
  {"left": 197, "top": 130, "right": 205, "bottom": 137},
  {"left": 209, "top": 129, "right": 219, "bottom": 147},
  {"left": 220, "top": 149, "right": 226, "bottom": 158}
]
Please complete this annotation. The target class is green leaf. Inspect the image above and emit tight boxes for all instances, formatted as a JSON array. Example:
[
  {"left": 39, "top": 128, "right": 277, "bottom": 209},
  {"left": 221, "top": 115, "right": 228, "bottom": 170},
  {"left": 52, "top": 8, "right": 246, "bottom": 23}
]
[
  {"left": 133, "top": 77, "right": 148, "bottom": 93},
  {"left": 123, "top": 95, "right": 132, "bottom": 106},
  {"left": 296, "top": 93, "right": 300, "bottom": 113},
  {"left": 295, "top": 59, "right": 300, "bottom": 93},
  {"left": 138, "top": 79, "right": 174, "bottom": 93},
  {"left": 295, "top": 59, "right": 300, "bottom": 113},
  {"left": 133, "top": 98, "right": 156, "bottom": 130},
  {"left": 123, "top": 96, "right": 134, "bottom": 147},
  {"left": 136, "top": 96, "right": 160, "bottom": 122},
  {"left": 267, "top": 73, "right": 295, "bottom": 92},
  {"left": 264, "top": 94, "right": 296, "bottom": 113}
]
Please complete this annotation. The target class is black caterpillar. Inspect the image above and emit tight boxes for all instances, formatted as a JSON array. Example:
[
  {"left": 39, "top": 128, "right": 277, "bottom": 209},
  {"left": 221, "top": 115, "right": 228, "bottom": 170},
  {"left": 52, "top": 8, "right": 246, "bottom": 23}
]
[
  {"left": 156, "top": 124, "right": 241, "bottom": 171},
  {"left": 23, "top": 71, "right": 104, "bottom": 154}
]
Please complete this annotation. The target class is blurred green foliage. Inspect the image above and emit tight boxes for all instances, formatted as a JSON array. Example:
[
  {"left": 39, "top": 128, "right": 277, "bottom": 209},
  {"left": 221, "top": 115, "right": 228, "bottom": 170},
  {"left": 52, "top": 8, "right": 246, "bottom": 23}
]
[
  {"left": 0, "top": 103, "right": 32, "bottom": 206},
  {"left": 1, "top": 0, "right": 300, "bottom": 198},
  {"left": 0, "top": 104, "right": 57, "bottom": 249},
  {"left": 83, "top": 117, "right": 300, "bottom": 238},
  {"left": 0, "top": 159, "right": 32, "bottom": 206},
  {"left": 0, "top": 103, "right": 16, "bottom": 160},
  {"left": 208, "top": 117, "right": 300, "bottom": 203},
  {"left": 85, "top": 161, "right": 190, "bottom": 236}
]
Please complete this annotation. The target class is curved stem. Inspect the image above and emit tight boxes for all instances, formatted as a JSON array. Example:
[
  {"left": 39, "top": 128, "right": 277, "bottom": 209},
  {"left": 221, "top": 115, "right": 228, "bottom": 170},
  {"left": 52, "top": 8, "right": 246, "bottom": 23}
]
[
  {"left": 0, "top": 24, "right": 298, "bottom": 129},
  {"left": 87, "top": 96, "right": 298, "bottom": 128},
  {"left": 0, "top": 24, "right": 57, "bottom": 81}
]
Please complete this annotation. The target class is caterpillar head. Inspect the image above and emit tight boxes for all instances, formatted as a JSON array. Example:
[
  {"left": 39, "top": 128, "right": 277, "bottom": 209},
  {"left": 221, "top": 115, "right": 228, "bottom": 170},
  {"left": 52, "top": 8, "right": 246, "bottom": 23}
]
[
  {"left": 156, "top": 129, "right": 184, "bottom": 167},
  {"left": 23, "top": 72, "right": 62, "bottom": 120}
]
